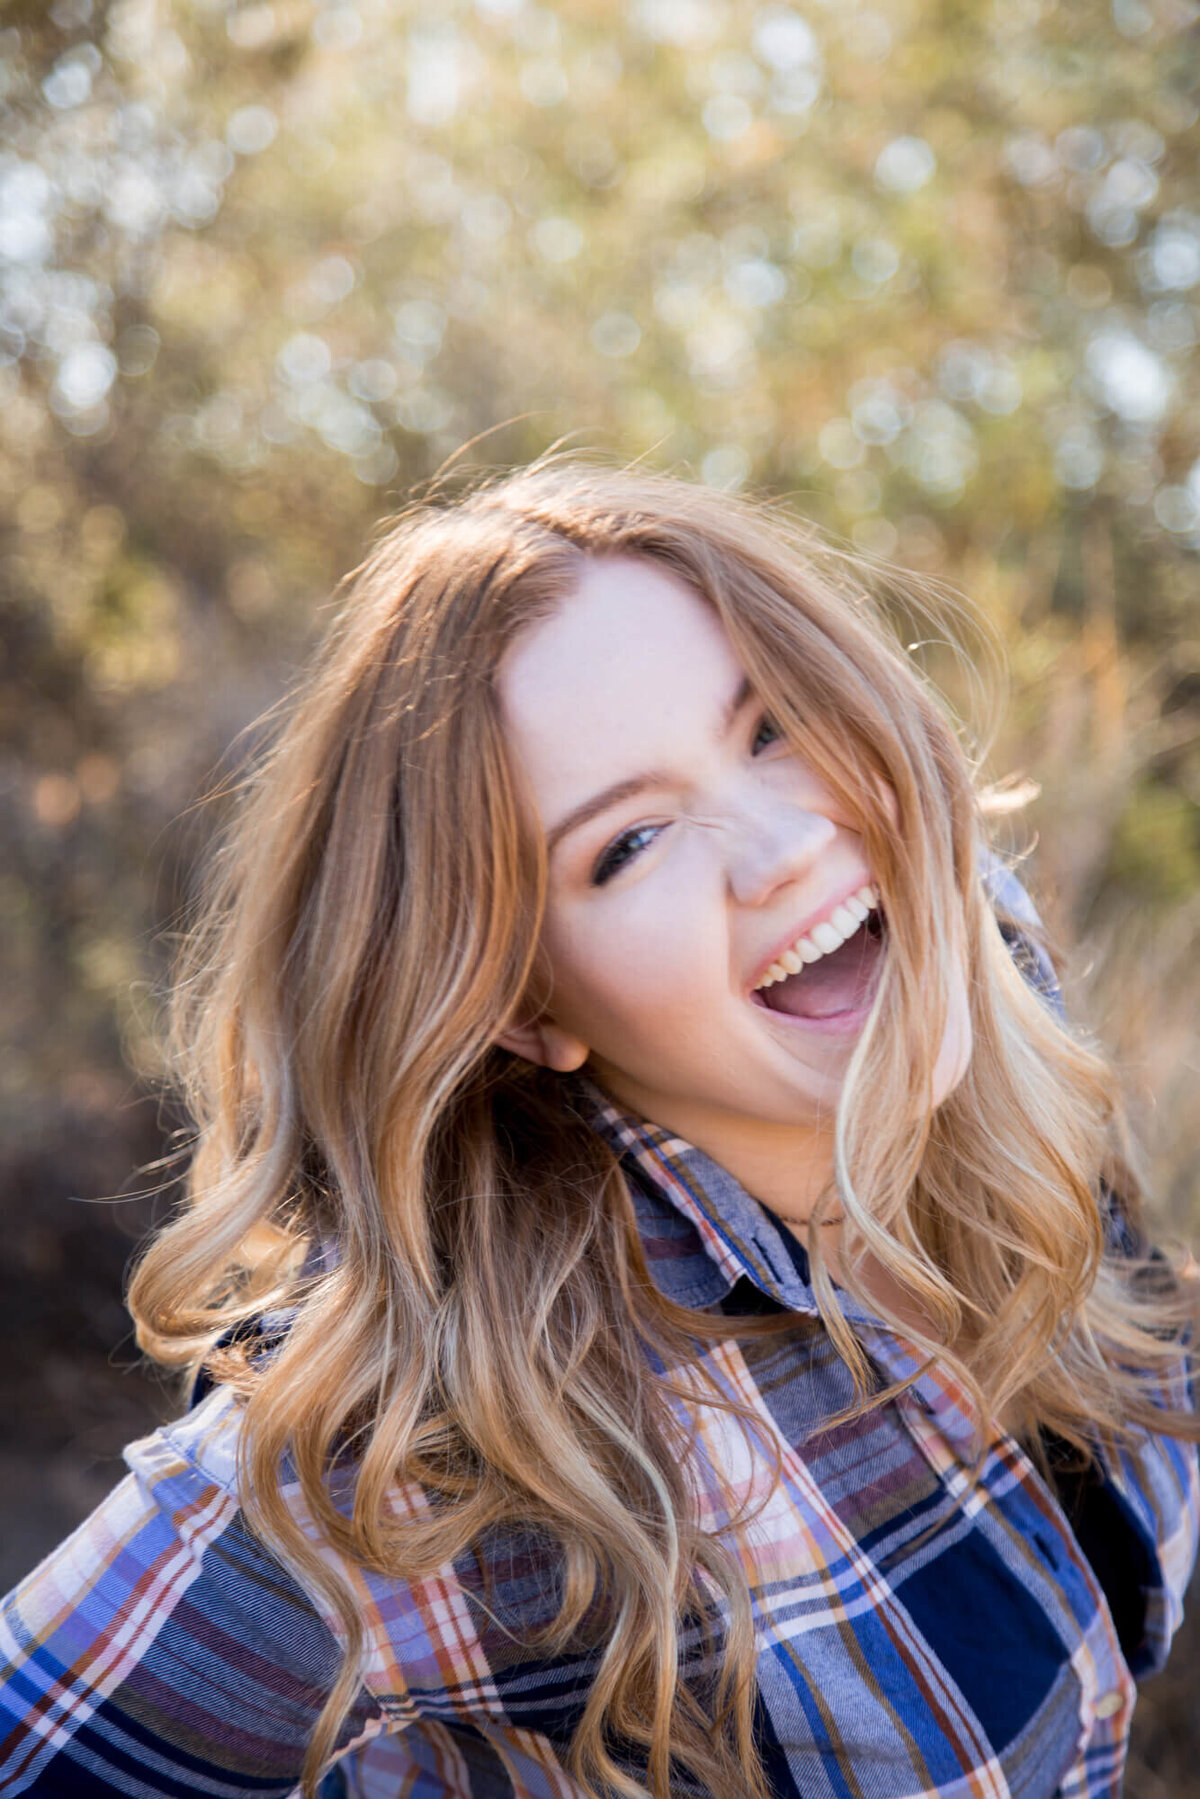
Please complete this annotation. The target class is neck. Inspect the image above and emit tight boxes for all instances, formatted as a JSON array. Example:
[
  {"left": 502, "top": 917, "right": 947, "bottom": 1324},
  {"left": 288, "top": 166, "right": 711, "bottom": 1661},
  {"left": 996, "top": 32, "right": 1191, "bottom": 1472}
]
[
  {"left": 588, "top": 1070, "right": 839, "bottom": 1227},
  {"left": 584, "top": 1070, "right": 941, "bottom": 1342}
]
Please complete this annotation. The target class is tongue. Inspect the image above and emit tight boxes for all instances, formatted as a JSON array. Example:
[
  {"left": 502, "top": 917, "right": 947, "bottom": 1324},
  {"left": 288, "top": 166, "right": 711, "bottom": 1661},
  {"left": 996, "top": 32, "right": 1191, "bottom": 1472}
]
[{"left": 762, "top": 925, "right": 884, "bottom": 1019}]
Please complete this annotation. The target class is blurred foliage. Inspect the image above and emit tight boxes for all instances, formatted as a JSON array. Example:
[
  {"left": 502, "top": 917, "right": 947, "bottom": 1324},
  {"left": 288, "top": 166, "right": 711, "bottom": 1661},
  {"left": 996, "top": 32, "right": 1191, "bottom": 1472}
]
[
  {"left": 1, "top": 0, "right": 1200, "bottom": 1779},
  {"left": 0, "top": 0, "right": 1197, "bottom": 1261},
  {"left": 0, "top": 0, "right": 1193, "bottom": 1210}
]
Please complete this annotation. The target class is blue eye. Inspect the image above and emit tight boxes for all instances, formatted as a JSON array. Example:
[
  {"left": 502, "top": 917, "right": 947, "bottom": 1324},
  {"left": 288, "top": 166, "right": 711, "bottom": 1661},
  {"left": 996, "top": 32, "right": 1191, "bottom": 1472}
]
[
  {"left": 591, "top": 824, "right": 660, "bottom": 887},
  {"left": 752, "top": 714, "right": 784, "bottom": 754}
]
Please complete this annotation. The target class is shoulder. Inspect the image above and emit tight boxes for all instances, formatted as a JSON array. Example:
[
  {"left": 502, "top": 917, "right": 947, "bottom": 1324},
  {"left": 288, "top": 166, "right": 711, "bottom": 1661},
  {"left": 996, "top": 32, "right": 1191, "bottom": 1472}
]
[
  {"left": 0, "top": 1385, "right": 384, "bottom": 1795},
  {"left": 978, "top": 846, "right": 1067, "bottom": 1021},
  {"left": 52, "top": 1384, "right": 339, "bottom": 1671},
  {"left": 978, "top": 848, "right": 1043, "bottom": 927},
  {"left": 135, "top": 1374, "right": 246, "bottom": 1492}
]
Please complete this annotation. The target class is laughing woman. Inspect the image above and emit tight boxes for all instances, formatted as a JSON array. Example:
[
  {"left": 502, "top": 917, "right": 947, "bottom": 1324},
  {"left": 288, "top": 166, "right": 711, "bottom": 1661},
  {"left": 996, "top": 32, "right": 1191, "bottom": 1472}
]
[{"left": 1, "top": 461, "right": 1197, "bottom": 1799}]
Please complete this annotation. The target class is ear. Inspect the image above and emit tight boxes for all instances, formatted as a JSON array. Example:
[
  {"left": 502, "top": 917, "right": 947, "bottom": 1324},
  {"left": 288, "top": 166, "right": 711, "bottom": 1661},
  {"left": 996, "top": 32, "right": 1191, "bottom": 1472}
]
[{"left": 494, "top": 1013, "right": 590, "bottom": 1073}]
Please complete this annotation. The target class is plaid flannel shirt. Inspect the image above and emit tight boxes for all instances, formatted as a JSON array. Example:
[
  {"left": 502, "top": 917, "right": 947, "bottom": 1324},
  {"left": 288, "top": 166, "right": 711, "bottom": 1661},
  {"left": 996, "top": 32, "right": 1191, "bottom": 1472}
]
[{"left": 2, "top": 864, "right": 1197, "bottom": 1797}]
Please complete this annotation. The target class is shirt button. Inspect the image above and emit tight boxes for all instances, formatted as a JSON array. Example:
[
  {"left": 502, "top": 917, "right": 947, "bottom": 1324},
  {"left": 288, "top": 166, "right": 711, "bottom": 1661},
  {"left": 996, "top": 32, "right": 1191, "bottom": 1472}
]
[{"left": 1093, "top": 1691, "right": 1124, "bottom": 1720}]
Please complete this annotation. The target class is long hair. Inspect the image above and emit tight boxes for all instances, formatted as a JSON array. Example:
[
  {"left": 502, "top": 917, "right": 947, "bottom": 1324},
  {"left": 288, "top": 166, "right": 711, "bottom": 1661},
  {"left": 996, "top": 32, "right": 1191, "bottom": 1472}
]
[{"left": 129, "top": 459, "right": 1197, "bottom": 1799}]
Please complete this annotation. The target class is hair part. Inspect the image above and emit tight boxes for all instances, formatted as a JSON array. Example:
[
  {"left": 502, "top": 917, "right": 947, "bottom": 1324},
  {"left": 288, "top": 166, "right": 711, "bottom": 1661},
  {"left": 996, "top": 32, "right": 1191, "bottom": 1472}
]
[{"left": 130, "top": 456, "right": 1197, "bottom": 1799}]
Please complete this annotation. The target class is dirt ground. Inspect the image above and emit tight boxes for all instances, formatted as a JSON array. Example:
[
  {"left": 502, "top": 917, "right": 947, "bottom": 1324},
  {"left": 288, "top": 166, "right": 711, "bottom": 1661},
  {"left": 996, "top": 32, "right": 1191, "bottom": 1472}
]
[{"left": 3, "top": 1121, "right": 1196, "bottom": 1795}]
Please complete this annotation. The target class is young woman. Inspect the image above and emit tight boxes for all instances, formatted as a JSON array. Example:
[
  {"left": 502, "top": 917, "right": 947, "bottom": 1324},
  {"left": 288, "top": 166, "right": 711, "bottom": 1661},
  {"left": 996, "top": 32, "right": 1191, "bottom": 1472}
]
[{"left": 1, "top": 461, "right": 1196, "bottom": 1799}]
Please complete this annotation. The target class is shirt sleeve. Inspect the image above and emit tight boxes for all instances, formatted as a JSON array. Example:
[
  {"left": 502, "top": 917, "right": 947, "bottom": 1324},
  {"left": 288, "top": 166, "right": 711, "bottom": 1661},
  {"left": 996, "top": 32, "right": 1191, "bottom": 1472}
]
[{"left": 0, "top": 1388, "right": 386, "bottom": 1796}]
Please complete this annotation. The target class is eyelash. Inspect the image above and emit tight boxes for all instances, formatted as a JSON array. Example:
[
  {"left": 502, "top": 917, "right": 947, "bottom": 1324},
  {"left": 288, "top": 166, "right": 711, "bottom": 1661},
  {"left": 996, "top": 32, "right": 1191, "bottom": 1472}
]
[
  {"left": 752, "top": 712, "right": 787, "bottom": 756},
  {"left": 589, "top": 713, "right": 786, "bottom": 887}
]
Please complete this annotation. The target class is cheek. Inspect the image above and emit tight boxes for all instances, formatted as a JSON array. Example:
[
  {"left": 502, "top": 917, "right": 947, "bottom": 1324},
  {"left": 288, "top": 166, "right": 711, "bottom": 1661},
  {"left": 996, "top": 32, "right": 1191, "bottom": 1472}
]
[
  {"left": 544, "top": 899, "right": 719, "bottom": 1037},
  {"left": 569, "top": 942, "right": 696, "bottom": 1030}
]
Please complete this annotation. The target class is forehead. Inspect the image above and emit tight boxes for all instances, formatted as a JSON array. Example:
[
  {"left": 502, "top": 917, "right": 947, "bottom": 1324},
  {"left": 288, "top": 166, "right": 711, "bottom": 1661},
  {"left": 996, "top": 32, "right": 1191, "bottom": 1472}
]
[{"left": 495, "top": 555, "right": 743, "bottom": 825}]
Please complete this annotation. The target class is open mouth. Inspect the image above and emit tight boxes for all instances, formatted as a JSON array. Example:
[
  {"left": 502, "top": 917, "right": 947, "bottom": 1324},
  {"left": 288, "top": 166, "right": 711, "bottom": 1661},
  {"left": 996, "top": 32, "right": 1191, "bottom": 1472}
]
[{"left": 749, "top": 908, "right": 888, "bottom": 1023}]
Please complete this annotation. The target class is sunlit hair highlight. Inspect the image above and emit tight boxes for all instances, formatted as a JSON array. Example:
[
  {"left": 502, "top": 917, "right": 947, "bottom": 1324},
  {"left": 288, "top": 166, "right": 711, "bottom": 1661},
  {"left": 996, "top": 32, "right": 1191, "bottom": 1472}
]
[{"left": 130, "top": 458, "right": 1196, "bottom": 1799}]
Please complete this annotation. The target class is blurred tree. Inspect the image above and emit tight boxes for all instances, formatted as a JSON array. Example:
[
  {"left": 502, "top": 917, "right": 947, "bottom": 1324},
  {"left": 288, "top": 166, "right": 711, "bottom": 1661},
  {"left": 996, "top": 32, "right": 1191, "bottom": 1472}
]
[
  {"left": 1, "top": 0, "right": 1197, "bottom": 1167},
  {"left": 1, "top": 1, "right": 1198, "bottom": 1780}
]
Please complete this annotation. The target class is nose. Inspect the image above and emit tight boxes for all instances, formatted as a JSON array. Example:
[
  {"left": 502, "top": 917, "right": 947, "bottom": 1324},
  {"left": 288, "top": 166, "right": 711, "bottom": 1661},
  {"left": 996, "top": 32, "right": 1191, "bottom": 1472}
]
[{"left": 725, "top": 802, "right": 839, "bottom": 908}]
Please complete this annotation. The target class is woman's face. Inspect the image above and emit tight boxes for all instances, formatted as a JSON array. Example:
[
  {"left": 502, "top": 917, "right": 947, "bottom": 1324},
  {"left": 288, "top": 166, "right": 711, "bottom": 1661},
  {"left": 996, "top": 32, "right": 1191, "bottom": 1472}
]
[{"left": 495, "top": 555, "right": 971, "bottom": 1203}]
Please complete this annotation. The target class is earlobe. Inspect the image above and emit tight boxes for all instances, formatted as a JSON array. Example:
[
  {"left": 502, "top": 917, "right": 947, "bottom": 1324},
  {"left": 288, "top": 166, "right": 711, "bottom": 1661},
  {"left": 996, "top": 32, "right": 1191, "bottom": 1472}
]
[{"left": 494, "top": 1015, "right": 590, "bottom": 1073}]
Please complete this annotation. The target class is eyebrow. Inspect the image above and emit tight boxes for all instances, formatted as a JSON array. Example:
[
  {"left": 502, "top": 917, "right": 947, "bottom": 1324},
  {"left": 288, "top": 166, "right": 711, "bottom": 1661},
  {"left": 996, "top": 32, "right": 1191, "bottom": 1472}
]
[{"left": 545, "top": 673, "right": 756, "bottom": 859}]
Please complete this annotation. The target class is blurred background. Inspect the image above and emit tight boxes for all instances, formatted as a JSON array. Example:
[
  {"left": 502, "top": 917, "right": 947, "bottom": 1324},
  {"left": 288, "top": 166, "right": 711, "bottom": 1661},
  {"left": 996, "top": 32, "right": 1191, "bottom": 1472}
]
[{"left": 1, "top": 0, "right": 1198, "bottom": 1786}]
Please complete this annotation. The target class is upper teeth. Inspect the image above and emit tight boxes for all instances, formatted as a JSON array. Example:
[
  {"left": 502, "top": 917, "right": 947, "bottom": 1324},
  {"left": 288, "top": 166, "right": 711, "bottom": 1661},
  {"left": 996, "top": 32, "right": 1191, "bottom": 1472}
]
[{"left": 753, "top": 886, "right": 880, "bottom": 989}]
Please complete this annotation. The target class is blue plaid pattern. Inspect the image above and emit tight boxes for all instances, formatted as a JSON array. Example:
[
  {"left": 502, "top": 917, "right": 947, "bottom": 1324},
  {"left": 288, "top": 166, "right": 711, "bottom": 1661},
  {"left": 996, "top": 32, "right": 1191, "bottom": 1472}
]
[{"left": 1, "top": 866, "right": 1195, "bottom": 1797}]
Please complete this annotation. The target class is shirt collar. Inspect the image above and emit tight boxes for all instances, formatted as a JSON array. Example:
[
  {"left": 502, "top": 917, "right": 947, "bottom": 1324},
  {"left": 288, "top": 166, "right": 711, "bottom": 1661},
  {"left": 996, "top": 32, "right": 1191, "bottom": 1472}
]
[
  {"left": 565, "top": 1069, "right": 827, "bottom": 1318},
  {"left": 563, "top": 1071, "right": 990, "bottom": 1457}
]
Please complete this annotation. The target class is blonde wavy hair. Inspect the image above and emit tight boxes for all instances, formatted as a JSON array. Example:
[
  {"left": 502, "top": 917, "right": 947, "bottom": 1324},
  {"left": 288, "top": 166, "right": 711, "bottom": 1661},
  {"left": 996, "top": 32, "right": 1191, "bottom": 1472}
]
[{"left": 131, "top": 459, "right": 1196, "bottom": 1799}]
